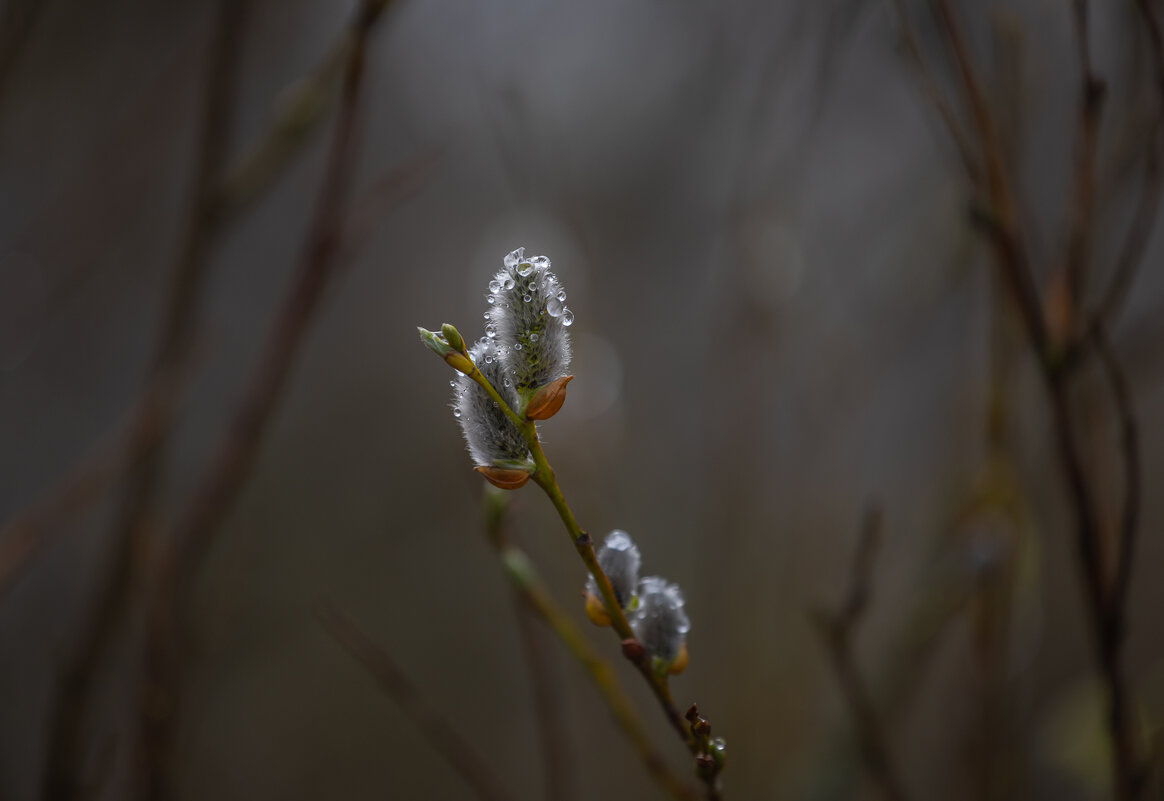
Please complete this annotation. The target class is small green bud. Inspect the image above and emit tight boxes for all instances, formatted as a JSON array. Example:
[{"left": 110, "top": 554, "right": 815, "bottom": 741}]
[
  {"left": 418, "top": 326, "right": 474, "bottom": 374},
  {"left": 441, "top": 323, "right": 467, "bottom": 355},
  {"left": 418, "top": 326, "right": 451, "bottom": 356}
]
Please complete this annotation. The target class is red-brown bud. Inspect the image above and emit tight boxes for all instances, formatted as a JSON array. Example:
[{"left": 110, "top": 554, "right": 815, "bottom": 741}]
[
  {"left": 524, "top": 375, "right": 574, "bottom": 420},
  {"left": 474, "top": 466, "right": 531, "bottom": 490}
]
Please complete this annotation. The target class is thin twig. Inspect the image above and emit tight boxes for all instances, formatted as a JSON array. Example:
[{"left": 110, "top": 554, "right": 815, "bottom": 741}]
[
  {"left": 1092, "top": 327, "right": 1141, "bottom": 639},
  {"left": 929, "top": 0, "right": 1048, "bottom": 358},
  {"left": 924, "top": 2, "right": 1146, "bottom": 797},
  {"left": 321, "top": 606, "right": 517, "bottom": 801},
  {"left": 890, "top": 0, "right": 980, "bottom": 185},
  {"left": 41, "top": 4, "right": 249, "bottom": 799},
  {"left": 482, "top": 488, "right": 576, "bottom": 801},
  {"left": 493, "top": 546, "right": 698, "bottom": 801},
  {"left": 135, "top": 3, "right": 400, "bottom": 798},
  {"left": 814, "top": 507, "right": 910, "bottom": 801},
  {"left": 1064, "top": 0, "right": 1105, "bottom": 334}
]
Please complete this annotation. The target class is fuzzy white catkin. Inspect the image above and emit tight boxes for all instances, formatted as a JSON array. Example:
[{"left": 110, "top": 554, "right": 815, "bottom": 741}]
[
  {"left": 632, "top": 576, "right": 690, "bottom": 665},
  {"left": 586, "top": 530, "right": 642, "bottom": 608},
  {"left": 483, "top": 247, "right": 573, "bottom": 393},
  {"left": 452, "top": 340, "right": 529, "bottom": 467}
]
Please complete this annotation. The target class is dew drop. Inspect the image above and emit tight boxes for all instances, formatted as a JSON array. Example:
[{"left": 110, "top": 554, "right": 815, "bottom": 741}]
[
  {"left": 486, "top": 296, "right": 496, "bottom": 305},
  {"left": 503, "top": 377, "right": 512, "bottom": 387},
  {"left": 504, "top": 248, "right": 524, "bottom": 269},
  {"left": 529, "top": 332, "right": 539, "bottom": 342},
  {"left": 522, "top": 294, "right": 532, "bottom": 303},
  {"left": 453, "top": 408, "right": 462, "bottom": 418},
  {"left": 546, "top": 296, "right": 564, "bottom": 317},
  {"left": 488, "top": 279, "right": 501, "bottom": 293},
  {"left": 531, "top": 255, "right": 550, "bottom": 270},
  {"left": 561, "top": 308, "right": 574, "bottom": 326},
  {"left": 514, "top": 343, "right": 523, "bottom": 350},
  {"left": 517, "top": 261, "right": 534, "bottom": 277},
  {"left": 484, "top": 354, "right": 493, "bottom": 364},
  {"left": 502, "top": 277, "right": 514, "bottom": 290},
  {"left": 485, "top": 324, "right": 497, "bottom": 338},
  {"left": 556, "top": 289, "right": 567, "bottom": 301}
]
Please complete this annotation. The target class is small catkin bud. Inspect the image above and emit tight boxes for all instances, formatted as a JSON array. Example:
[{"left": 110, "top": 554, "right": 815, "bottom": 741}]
[
  {"left": 483, "top": 247, "right": 573, "bottom": 402},
  {"left": 452, "top": 340, "right": 530, "bottom": 469},
  {"left": 585, "top": 530, "right": 642, "bottom": 610},
  {"left": 631, "top": 576, "right": 690, "bottom": 670}
]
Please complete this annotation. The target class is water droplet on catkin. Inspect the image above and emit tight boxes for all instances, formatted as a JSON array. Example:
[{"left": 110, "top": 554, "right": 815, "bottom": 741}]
[{"left": 561, "top": 308, "right": 574, "bottom": 326}]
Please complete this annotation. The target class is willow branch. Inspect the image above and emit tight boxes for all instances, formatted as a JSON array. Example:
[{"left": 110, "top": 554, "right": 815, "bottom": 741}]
[{"left": 456, "top": 366, "right": 722, "bottom": 799}]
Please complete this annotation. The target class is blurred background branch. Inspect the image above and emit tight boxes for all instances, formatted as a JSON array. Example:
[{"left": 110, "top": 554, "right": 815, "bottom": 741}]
[{"left": 0, "top": 1, "right": 1162, "bottom": 800}]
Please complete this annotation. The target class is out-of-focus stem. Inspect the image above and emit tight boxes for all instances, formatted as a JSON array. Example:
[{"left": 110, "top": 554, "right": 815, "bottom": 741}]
[{"left": 491, "top": 540, "right": 696, "bottom": 801}]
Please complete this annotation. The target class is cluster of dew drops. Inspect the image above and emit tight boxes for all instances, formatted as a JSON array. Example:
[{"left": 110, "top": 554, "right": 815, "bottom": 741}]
[
  {"left": 451, "top": 249, "right": 574, "bottom": 421},
  {"left": 450, "top": 338, "right": 514, "bottom": 420},
  {"left": 482, "top": 248, "right": 575, "bottom": 346}
]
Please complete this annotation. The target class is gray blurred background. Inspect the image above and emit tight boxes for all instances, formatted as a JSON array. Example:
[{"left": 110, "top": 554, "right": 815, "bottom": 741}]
[{"left": 1, "top": 0, "right": 1162, "bottom": 799}]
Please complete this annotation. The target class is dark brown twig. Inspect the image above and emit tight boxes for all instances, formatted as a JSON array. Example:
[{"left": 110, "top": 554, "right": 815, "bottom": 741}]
[
  {"left": 929, "top": 0, "right": 1050, "bottom": 356},
  {"left": 135, "top": 3, "right": 399, "bottom": 798},
  {"left": 814, "top": 507, "right": 910, "bottom": 801},
  {"left": 891, "top": 0, "right": 980, "bottom": 185},
  {"left": 1093, "top": 327, "right": 1141, "bottom": 641},
  {"left": 920, "top": 2, "right": 1147, "bottom": 797},
  {"left": 321, "top": 606, "right": 518, "bottom": 801},
  {"left": 1064, "top": 0, "right": 1106, "bottom": 336}
]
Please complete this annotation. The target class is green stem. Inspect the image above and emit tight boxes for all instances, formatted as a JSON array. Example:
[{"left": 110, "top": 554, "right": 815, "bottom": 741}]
[{"left": 461, "top": 354, "right": 718, "bottom": 797}]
